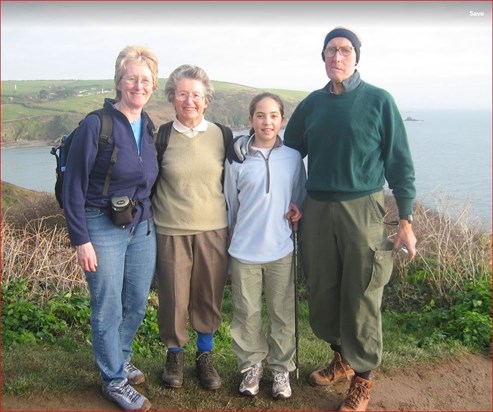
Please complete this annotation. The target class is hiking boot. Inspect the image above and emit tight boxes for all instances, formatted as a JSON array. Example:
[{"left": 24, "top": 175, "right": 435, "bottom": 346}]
[
  {"left": 124, "top": 362, "right": 145, "bottom": 385},
  {"left": 102, "top": 382, "right": 151, "bottom": 411},
  {"left": 338, "top": 376, "right": 372, "bottom": 411},
  {"left": 239, "top": 362, "right": 263, "bottom": 396},
  {"left": 162, "top": 351, "right": 184, "bottom": 388},
  {"left": 272, "top": 371, "right": 292, "bottom": 399},
  {"left": 196, "top": 351, "right": 222, "bottom": 390},
  {"left": 308, "top": 352, "right": 355, "bottom": 387}
]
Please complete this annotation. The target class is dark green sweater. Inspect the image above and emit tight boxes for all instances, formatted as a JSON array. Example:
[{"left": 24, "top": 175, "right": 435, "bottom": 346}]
[{"left": 284, "top": 80, "right": 415, "bottom": 216}]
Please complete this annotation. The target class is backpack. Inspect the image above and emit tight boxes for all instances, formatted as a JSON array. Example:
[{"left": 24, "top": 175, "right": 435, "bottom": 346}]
[
  {"left": 51, "top": 109, "right": 157, "bottom": 209},
  {"left": 50, "top": 109, "right": 115, "bottom": 209},
  {"left": 154, "top": 121, "right": 233, "bottom": 166}
]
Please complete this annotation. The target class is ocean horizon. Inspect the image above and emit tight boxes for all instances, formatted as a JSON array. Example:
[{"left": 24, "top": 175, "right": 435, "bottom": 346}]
[{"left": 2, "top": 109, "right": 491, "bottom": 230}]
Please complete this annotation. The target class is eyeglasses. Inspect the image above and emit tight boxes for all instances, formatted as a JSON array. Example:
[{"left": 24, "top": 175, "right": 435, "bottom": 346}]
[
  {"left": 123, "top": 77, "right": 153, "bottom": 87},
  {"left": 324, "top": 46, "right": 353, "bottom": 58},
  {"left": 175, "top": 92, "right": 205, "bottom": 102}
]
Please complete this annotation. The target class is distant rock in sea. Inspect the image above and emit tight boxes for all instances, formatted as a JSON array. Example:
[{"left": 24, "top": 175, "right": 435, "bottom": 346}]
[{"left": 404, "top": 116, "right": 423, "bottom": 122}]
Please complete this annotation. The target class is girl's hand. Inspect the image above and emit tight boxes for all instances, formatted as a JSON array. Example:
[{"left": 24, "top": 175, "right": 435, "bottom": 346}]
[{"left": 286, "top": 202, "right": 302, "bottom": 224}]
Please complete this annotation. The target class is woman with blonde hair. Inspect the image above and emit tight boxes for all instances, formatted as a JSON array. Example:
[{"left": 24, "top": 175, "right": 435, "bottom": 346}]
[{"left": 63, "top": 45, "right": 159, "bottom": 410}]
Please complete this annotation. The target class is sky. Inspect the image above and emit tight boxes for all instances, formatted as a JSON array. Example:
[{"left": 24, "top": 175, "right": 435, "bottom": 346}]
[{"left": 1, "top": 1, "right": 492, "bottom": 111}]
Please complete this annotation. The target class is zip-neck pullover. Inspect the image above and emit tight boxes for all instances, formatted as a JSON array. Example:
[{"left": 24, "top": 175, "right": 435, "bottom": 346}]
[{"left": 224, "top": 136, "right": 306, "bottom": 264}]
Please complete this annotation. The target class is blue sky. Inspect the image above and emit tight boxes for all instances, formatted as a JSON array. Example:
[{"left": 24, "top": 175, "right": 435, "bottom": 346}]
[{"left": 1, "top": 1, "right": 491, "bottom": 110}]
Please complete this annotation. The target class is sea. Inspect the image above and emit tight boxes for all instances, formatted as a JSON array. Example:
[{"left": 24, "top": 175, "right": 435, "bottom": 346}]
[{"left": 2, "top": 109, "right": 491, "bottom": 231}]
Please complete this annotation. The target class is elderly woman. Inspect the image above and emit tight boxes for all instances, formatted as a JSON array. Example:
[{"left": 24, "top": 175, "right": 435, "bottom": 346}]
[
  {"left": 63, "top": 46, "right": 159, "bottom": 410},
  {"left": 152, "top": 64, "right": 232, "bottom": 391}
]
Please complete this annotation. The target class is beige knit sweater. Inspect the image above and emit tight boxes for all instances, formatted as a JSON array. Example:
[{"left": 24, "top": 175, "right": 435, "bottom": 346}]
[{"left": 152, "top": 122, "right": 228, "bottom": 235}]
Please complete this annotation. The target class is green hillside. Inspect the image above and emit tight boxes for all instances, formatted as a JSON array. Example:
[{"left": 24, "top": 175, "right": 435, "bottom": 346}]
[{"left": 1, "top": 79, "right": 309, "bottom": 145}]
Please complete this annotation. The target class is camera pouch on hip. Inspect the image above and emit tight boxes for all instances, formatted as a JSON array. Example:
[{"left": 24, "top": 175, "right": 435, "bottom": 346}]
[{"left": 110, "top": 196, "right": 136, "bottom": 227}]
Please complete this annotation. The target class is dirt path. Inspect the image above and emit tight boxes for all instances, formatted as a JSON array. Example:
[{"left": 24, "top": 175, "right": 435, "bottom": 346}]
[{"left": 2, "top": 353, "right": 491, "bottom": 411}]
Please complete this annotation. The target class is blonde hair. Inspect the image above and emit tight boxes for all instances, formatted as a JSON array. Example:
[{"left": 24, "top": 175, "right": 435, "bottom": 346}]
[{"left": 114, "top": 45, "right": 159, "bottom": 100}]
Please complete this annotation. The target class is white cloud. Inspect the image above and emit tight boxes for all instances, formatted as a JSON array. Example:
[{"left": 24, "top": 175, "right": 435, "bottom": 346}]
[{"left": 1, "top": 1, "right": 491, "bottom": 110}]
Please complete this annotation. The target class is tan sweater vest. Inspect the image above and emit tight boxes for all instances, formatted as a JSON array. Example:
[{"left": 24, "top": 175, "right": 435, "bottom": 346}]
[{"left": 152, "top": 122, "right": 228, "bottom": 235}]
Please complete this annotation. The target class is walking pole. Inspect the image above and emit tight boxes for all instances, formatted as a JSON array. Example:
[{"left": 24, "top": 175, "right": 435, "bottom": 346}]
[{"left": 292, "top": 220, "right": 300, "bottom": 381}]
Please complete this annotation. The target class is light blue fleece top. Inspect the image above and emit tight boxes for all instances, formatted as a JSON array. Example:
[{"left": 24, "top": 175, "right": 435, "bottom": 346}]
[{"left": 224, "top": 135, "right": 307, "bottom": 264}]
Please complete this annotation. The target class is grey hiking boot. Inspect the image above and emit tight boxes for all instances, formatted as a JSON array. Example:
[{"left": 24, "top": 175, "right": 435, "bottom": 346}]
[
  {"left": 196, "top": 351, "right": 222, "bottom": 390},
  {"left": 124, "top": 362, "right": 145, "bottom": 385},
  {"left": 102, "top": 382, "right": 151, "bottom": 411},
  {"left": 162, "top": 350, "right": 184, "bottom": 388}
]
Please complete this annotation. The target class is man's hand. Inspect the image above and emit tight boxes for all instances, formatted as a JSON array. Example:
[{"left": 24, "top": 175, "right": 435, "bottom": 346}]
[{"left": 393, "top": 220, "right": 417, "bottom": 260}]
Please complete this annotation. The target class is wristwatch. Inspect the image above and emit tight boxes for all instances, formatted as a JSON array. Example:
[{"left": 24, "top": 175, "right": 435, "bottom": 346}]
[{"left": 400, "top": 214, "right": 413, "bottom": 224}]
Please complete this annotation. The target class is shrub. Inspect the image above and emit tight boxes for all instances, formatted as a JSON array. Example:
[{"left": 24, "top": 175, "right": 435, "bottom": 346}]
[
  {"left": 384, "top": 191, "right": 491, "bottom": 307},
  {"left": 2, "top": 280, "right": 70, "bottom": 346}
]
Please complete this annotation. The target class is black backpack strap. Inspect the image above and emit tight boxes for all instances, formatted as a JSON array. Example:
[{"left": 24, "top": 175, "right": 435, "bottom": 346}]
[
  {"left": 214, "top": 122, "right": 233, "bottom": 158},
  {"left": 155, "top": 121, "right": 173, "bottom": 166},
  {"left": 87, "top": 109, "right": 116, "bottom": 197},
  {"left": 150, "top": 121, "right": 173, "bottom": 198},
  {"left": 143, "top": 112, "right": 156, "bottom": 136},
  {"left": 213, "top": 122, "right": 234, "bottom": 189}
]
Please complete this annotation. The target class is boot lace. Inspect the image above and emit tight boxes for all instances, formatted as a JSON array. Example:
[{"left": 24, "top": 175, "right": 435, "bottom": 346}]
[
  {"left": 115, "top": 384, "right": 143, "bottom": 404},
  {"left": 197, "top": 352, "right": 216, "bottom": 374},
  {"left": 244, "top": 364, "right": 262, "bottom": 385},
  {"left": 168, "top": 352, "right": 183, "bottom": 373},
  {"left": 320, "top": 354, "right": 353, "bottom": 380},
  {"left": 344, "top": 380, "right": 370, "bottom": 410}
]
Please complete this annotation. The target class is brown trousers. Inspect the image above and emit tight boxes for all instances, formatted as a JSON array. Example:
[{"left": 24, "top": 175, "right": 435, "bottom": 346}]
[{"left": 156, "top": 228, "right": 228, "bottom": 348}]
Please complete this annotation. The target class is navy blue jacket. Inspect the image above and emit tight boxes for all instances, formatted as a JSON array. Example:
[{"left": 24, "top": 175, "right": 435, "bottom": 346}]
[{"left": 63, "top": 99, "right": 159, "bottom": 246}]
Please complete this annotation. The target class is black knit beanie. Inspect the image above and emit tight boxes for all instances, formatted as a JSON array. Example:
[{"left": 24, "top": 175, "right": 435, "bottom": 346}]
[{"left": 321, "top": 27, "right": 361, "bottom": 63}]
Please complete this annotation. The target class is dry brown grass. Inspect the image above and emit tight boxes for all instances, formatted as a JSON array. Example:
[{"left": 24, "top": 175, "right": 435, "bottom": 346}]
[
  {"left": 2, "top": 189, "right": 490, "bottom": 304},
  {"left": 2, "top": 190, "right": 86, "bottom": 302},
  {"left": 385, "top": 191, "right": 491, "bottom": 303}
]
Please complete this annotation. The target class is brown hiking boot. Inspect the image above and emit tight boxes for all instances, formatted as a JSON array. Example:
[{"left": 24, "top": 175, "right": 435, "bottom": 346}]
[
  {"left": 196, "top": 351, "right": 222, "bottom": 390},
  {"left": 308, "top": 352, "right": 355, "bottom": 386},
  {"left": 338, "top": 376, "right": 372, "bottom": 411},
  {"left": 162, "top": 351, "right": 184, "bottom": 388}
]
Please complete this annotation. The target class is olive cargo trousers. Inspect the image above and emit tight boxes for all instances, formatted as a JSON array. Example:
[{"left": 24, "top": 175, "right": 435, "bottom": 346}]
[{"left": 301, "top": 191, "right": 394, "bottom": 372}]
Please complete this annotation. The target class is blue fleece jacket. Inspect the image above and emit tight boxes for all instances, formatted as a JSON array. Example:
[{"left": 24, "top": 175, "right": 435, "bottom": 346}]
[{"left": 63, "top": 99, "right": 159, "bottom": 246}]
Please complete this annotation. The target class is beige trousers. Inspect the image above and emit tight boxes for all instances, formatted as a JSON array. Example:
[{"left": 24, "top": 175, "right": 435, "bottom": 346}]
[{"left": 230, "top": 254, "right": 296, "bottom": 373}]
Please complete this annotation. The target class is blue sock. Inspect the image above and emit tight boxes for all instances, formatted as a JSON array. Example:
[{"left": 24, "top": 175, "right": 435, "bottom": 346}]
[
  {"left": 168, "top": 347, "right": 183, "bottom": 353},
  {"left": 196, "top": 332, "right": 214, "bottom": 352}
]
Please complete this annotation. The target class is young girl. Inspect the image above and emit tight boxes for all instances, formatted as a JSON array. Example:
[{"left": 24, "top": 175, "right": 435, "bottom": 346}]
[{"left": 223, "top": 92, "right": 306, "bottom": 399}]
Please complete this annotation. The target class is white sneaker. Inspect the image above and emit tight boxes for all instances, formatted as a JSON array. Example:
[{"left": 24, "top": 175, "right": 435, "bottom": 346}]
[
  {"left": 272, "top": 371, "right": 291, "bottom": 399},
  {"left": 239, "top": 362, "right": 263, "bottom": 396},
  {"left": 102, "top": 382, "right": 151, "bottom": 410},
  {"left": 124, "top": 362, "right": 145, "bottom": 385}
]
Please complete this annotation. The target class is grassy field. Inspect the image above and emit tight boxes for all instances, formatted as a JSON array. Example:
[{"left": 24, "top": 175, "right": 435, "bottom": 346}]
[{"left": 1, "top": 78, "right": 309, "bottom": 139}]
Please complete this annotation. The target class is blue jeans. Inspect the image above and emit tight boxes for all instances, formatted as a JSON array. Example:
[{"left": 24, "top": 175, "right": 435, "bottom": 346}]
[{"left": 84, "top": 208, "right": 156, "bottom": 387}]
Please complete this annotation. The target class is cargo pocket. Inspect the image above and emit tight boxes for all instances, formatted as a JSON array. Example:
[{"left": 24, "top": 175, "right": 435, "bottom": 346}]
[{"left": 365, "top": 239, "right": 394, "bottom": 294}]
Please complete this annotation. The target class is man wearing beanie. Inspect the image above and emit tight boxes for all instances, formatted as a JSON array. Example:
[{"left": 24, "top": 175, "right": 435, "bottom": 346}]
[{"left": 283, "top": 27, "right": 417, "bottom": 411}]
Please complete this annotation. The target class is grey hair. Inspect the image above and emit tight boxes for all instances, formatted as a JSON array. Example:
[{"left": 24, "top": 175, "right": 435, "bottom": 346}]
[{"left": 164, "top": 64, "right": 214, "bottom": 105}]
